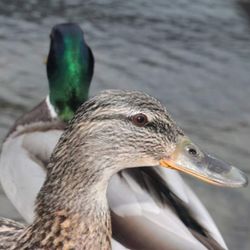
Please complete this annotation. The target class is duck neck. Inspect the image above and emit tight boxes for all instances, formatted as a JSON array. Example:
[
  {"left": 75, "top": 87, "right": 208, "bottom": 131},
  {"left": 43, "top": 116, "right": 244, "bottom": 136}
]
[{"left": 19, "top": 143, "right": 114, "bottom": 249}]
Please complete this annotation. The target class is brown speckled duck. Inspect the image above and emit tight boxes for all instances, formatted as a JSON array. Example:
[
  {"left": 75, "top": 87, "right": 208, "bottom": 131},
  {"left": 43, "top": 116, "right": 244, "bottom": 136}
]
[{"left": 0, "top": 90, "right": 247, "bottom": 249}]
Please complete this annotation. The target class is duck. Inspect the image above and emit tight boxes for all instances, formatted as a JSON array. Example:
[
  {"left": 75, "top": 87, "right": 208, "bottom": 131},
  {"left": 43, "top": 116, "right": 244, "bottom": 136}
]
[
  {"left": 0, "top": 90, "right": 247, "bottom": 249},
  {"left": 0, "top": 22, "right": 94, "bottom": 223},
  {"left": 0, "top": 23, "right": 243, "bottom": 250}
]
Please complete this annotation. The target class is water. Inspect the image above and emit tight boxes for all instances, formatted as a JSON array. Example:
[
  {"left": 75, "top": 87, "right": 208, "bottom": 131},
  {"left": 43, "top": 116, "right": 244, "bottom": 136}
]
[{"left": 0, "top": 0, "right": 249, "bottom": 249}]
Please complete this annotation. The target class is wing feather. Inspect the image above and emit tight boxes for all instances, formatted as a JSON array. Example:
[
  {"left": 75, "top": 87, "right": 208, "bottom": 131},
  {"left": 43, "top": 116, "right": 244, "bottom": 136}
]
[
  {"left": 108, "top": 169, "right": 227, "bottom": 250},
  {"left": 0, "top": 130, "right": 62, "bottom": 223}
]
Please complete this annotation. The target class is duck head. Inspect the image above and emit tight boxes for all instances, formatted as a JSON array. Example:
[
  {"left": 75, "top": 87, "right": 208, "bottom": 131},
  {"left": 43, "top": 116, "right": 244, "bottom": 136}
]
[
  {"left": 47, "top": 23, "right": 94, "bottom": 122},
  {"left": 63, "top": 90, "right": 247, "bottom": 188}
]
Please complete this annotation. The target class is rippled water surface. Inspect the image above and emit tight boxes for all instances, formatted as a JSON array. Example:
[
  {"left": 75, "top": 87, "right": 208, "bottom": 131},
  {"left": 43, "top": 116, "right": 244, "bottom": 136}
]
[{"left": 0, "top": 0, "right": 250, "bottom": 249}]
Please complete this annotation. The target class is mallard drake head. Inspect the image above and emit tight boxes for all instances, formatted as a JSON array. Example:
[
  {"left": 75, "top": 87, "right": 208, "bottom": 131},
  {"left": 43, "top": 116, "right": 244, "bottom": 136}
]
[
  {"left": 47, "top": 23, "right": 94, "bottom": 122},
  {"left": 50, "top": 90, "right": 247, "bottom": 189}
]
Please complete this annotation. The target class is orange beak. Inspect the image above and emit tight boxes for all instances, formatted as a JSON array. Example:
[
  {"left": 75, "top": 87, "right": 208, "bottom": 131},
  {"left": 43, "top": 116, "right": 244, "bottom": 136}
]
[{"left": 159, "top": 138, "right": 248, "bottom": 188}]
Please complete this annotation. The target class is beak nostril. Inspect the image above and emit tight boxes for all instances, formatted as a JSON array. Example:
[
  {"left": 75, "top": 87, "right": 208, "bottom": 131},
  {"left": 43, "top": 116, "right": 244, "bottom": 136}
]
[{"left": 187, "top": 147, "right": 197, "bottom": 156}]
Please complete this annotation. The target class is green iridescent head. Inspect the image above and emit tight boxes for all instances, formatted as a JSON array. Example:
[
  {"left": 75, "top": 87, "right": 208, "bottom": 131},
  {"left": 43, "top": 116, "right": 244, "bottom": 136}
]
[{"left": 47, "top": 23, "right": 94, "bottom": 121}]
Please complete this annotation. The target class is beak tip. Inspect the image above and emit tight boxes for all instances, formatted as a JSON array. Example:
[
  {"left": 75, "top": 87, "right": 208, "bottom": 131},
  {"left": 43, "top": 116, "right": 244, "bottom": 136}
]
[
  {"left": 242, "top": 173, "right": 248, "bottom": 187},
  {"left": 229, "top": 167, "right": 248, "bottom": 188}
]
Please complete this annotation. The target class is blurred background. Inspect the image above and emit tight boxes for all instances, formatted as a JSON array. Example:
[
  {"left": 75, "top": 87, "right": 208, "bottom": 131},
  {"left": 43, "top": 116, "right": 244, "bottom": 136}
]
[{"left": 0, "top": 0, "right": 249, "bottom": 249}]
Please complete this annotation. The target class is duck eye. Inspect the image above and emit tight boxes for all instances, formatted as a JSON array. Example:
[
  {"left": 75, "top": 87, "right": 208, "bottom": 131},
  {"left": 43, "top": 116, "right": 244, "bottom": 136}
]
[{"left": 131, "top": 113, "right": 148, "bottom": 127}]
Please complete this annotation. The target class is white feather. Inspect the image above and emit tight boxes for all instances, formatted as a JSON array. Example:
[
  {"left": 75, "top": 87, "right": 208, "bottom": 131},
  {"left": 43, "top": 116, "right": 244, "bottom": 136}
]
[
  {"left": 45, "top": 96, "right": 57, "bottom": 119},
  {"left": 0, "top": 130, "right": 62, "bottom": 223},
  {"left": 112, "top": 239, "right": 129, "bottom": 250},
  {"left": 108, "top": 173, "right": 208, "bottom": 250}
]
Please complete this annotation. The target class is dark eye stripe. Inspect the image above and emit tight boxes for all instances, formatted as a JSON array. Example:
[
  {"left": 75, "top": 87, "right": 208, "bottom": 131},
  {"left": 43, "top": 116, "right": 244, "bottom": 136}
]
[
  {"left": 87, "top": 114, "right": 128, "bottom": 122},
  {"left": 86, "top": 114, "right": 178, "bottom": 142},
  {"left": 145, "top": 120, "right": 178, "bottom": 142}
]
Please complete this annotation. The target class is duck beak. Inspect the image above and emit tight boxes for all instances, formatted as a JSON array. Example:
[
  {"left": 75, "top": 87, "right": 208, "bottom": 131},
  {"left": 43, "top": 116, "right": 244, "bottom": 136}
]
[{"left": 159, "top": 138, "right": 248, "bottom": 187}]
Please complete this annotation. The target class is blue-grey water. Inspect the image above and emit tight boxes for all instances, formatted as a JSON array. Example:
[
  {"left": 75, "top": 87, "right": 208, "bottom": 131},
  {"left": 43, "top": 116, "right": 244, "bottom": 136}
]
[{"left": 0, "top": 0, "right": 249, "bottom": 249}]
